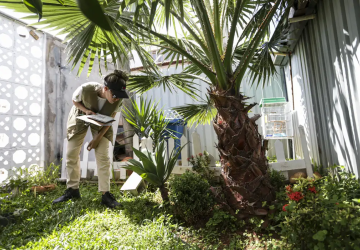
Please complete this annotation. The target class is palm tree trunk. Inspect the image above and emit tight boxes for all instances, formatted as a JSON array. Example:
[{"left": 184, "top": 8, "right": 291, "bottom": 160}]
[
  {"left": 159, "top": 185, "right": 169, "bottom": 202},
  {"left": 210, "top": 88, "right": 274, "bottom": 218}
]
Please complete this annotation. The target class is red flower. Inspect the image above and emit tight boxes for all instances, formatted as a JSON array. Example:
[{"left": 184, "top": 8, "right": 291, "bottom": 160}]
[
  {"left": 199, "top": 153, "right": 203, "bottom": 157},
  {"left": 191, "top": 155, "right": 194, "bottom": 159},
  {"left": 187, "top": 158, "right": 190, "bottom": 161},
  {"left": 287, "top": 191, "right": 304, "bottom": 202},
  {"left": 282, "top": 204, "right": 289, "bottom": 212},
  {"left": 336, "top": 202, "right": 339, "bottom": 205},
  {"left": 308, "top": 186, "right": 317, "bottom": 193},
  {"left": 286, "top": 185, "right": 292, "bottom": 192}
]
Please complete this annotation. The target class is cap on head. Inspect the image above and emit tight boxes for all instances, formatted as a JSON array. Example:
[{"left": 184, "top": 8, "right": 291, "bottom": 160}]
[{"left": 104, "top": 70, "right": 129, "bottom": 99}]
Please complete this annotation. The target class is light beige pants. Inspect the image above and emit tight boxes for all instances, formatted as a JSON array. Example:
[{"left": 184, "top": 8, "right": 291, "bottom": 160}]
[{"left": 66, "top": 129, "right": 111, "bottom": 192}]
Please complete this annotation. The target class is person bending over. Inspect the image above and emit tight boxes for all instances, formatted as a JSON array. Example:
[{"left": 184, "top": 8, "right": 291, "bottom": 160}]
[{"left": 53, "top": 70, "right": 129, "bottom": 208}]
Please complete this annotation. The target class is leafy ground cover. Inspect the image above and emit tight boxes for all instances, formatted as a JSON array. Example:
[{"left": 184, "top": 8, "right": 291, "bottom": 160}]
[
  {"left": 1, "top": 164, "right": 360, "bottom": 250},
  {"left": 1, "top": 183, "right": 261, "bottom": 250},
  {"left": 1, "top": 184, "right": 194, "bottom": 249}
]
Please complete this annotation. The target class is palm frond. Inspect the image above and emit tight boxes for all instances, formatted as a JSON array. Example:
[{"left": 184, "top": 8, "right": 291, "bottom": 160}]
[
  {"left": 172, "top": 95, "right": 217, "bottom": 127},
  {"left": 233, "top": 0, "right": 290, "bottom": 88},
  {"left": 1, "top": 0, "right": 292, "bottom": 95},
  {"left": 233, "top": 0, "right": 284, "bottom": 91},
  {"left": 189, "top": 0, "right": 228, "bottom": 89},
  {"left": 121, "top": 96, "right": 157, "bottom": 138},
  {"left": 127, "top": 71, "right": 201, "bottom": 99},
  {"left": 154, "top": 35, "right": 210, "bottom": 69},
  {"left": 0, "top": 0, "right": 134, "bottom": 76},
  {"left": 248, "top": 14, "right": 290, "bottom": 87}
]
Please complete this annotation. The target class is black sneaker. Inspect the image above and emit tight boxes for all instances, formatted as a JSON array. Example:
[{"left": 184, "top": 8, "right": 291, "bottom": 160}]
[
  {"left": 101, "top": 192, "right": 122, "bottom": 208},
  {"left": 52, "top": 188, "right": 81, "bottom": 204}
]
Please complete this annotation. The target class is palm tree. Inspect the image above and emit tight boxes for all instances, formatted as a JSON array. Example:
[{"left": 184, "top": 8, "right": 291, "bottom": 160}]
[{"left": 1, "top": 0, "right": 292, "bottom": 217}]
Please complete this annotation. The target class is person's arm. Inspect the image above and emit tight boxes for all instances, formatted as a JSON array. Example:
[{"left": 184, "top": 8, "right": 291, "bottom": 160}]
[
  {"left": 87, "top": 112, "right": 116, "bottom": 151},
  {"left": 73, "top": 100, "right": 96, "bottom": 115}
]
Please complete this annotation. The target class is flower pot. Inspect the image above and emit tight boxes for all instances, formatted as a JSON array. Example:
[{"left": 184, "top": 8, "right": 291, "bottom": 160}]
[
  {"left": 31, "top": 184, "right": 57, "bottom": 193},
  {"left": 289, "top": 172, "right": 307, "bottom": 184},
  {"left": 121, "top": 157, "right": 133, "bottom": 162},
  {"left": 126, "top": 170, "right": 133, "bottom": 177}
]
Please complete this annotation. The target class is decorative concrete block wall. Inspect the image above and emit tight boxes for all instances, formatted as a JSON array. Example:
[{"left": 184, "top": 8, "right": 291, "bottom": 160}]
[{"left": 0, "top": 15, "right": 44, "bottom": 171}]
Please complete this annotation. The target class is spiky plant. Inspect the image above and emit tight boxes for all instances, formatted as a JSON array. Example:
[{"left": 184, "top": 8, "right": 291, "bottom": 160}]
[{"left": 124, "top": 141, "right": 185, "bottom": 201}]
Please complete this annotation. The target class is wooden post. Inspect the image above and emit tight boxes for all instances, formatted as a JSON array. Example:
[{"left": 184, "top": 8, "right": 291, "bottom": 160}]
[
  {"left": 120, "top": 167, "right": 126, "bottom": 179},
  {"left": 81, "top": 142, "right": 89, "bottom": 178},
  {"left": 133, "top": 134, "right": 139, "bottom": 160},
  {"left": 140, "top": 137, "right": 147, "bottom": 150},
  {"left": 274, "top": 140, "right": 288, "bottom": 179},
  {"left": 180, "top": 135, "right": 188, "bottom": 166},
  {"left": 89, "top": 162, "right": 97, "bottom": 176},
  {"left": 208, "top": 153, "right": 216, "bottom": 167},
  {"left": 146, "top": 137, "right": 153, "bottom": 152},
  {"left": 192, "top": 131, "right": 201, "bottom": 156},
  {"left": 168, "top": 138, "right": 175, "bottom": 155}
]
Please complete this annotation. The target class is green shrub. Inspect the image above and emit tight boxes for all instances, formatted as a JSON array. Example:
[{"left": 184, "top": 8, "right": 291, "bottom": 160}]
[
  {"left": 320, "top": 165, "right": 360, "bottom": 201},
  {"left": 278, "top": 171, "right": 360, "bottom": 250},
  {"left": 269, "top": 168, "right": 287, "bottom": 192},
  {"left": 2, "top": 163, "right": 59, "bottom": 193},
  {"left": 267, "top": 156, "right": 277, "bottom": 163},
  {"left": 206, "top": 209, "right": 241, "bottom": 234},
  {"left": 188, "top": 151, "right": 215, "bottom": 182},
  {"left": 169, "top": 171, "right": 214, "bottom": 224}
]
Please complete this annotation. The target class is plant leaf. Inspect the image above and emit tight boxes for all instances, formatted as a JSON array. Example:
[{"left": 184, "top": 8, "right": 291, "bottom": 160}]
[
  {"left": 23, "top": 0, "right": 43, "bottom": 21},
  {"left": 140, "top": 172, "right": 162, "bottom": 186},
  {"left": 155, "top": 141, "right": 166, "bottom": 180},
  {"left": 76, "top": 0, "right": 112, "bottom": 31},
  {"left": 172, "top": 96, "right": 217, "bottom": 127}
]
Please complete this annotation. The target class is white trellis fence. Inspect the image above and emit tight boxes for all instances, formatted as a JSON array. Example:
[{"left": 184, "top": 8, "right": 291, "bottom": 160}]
[
  {"left": 269, "top": 125, "right": 314, "bottom": 179},
  {"left": 60, "top": 124, "right": 313, "bottom": 194},
  {"left": 120, "top": 133, "right": 221, "bottom": 194},
  {"left": 60, "top": 131, "right": 221, "bottom": 182}
]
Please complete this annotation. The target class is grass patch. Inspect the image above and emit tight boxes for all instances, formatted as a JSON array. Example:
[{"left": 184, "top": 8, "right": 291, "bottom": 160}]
[
  {"left": 1, "top": 183, "right": 285, "bottom": 250},
  {"left": 0, "top": 184, "right": 196, "bottom": 249}
]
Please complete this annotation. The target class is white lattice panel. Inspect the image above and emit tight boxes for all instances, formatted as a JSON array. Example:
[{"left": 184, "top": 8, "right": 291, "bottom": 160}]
[
  {"left": 0, "top": 16, "right": 44, "bottom": 172},
  {"left": 0, "top": 149, "right": 11, "bottom": 169},
  {"left": 0, "top": 16, "right": 15, "bottom": 50},
  {"left": 12, "top": 84, "right": 42, "bottom": 116},
  {"left": 14, "top": 23, "right": 44, "bottom": 59},
  {"left": 13, "top": 54, "right": 43, "bottom": 85},
  {"left": 0, "top": 47, "right": 14, "bottom": 82},
  {"left": 0, "top": 115, "right": 12, "bottom": 149}
]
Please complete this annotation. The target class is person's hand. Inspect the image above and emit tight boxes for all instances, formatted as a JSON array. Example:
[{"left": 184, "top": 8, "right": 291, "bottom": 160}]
[
  {"left": 87, "top": 136, "right": 101, "bottom": 151},
  {"left": 85, "top": 110, "right": 96, "bottom": 115}
]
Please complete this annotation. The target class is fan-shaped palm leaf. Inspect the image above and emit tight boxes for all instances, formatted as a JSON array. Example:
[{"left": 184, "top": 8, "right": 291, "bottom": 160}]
[{"left": 172, "top": 95, "right": 217, "bottom": 127}]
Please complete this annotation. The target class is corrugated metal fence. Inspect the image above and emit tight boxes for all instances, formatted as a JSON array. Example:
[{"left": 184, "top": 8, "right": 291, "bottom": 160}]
[{"left": 286, "top": 0, "right": 360, "bottom": 176}]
